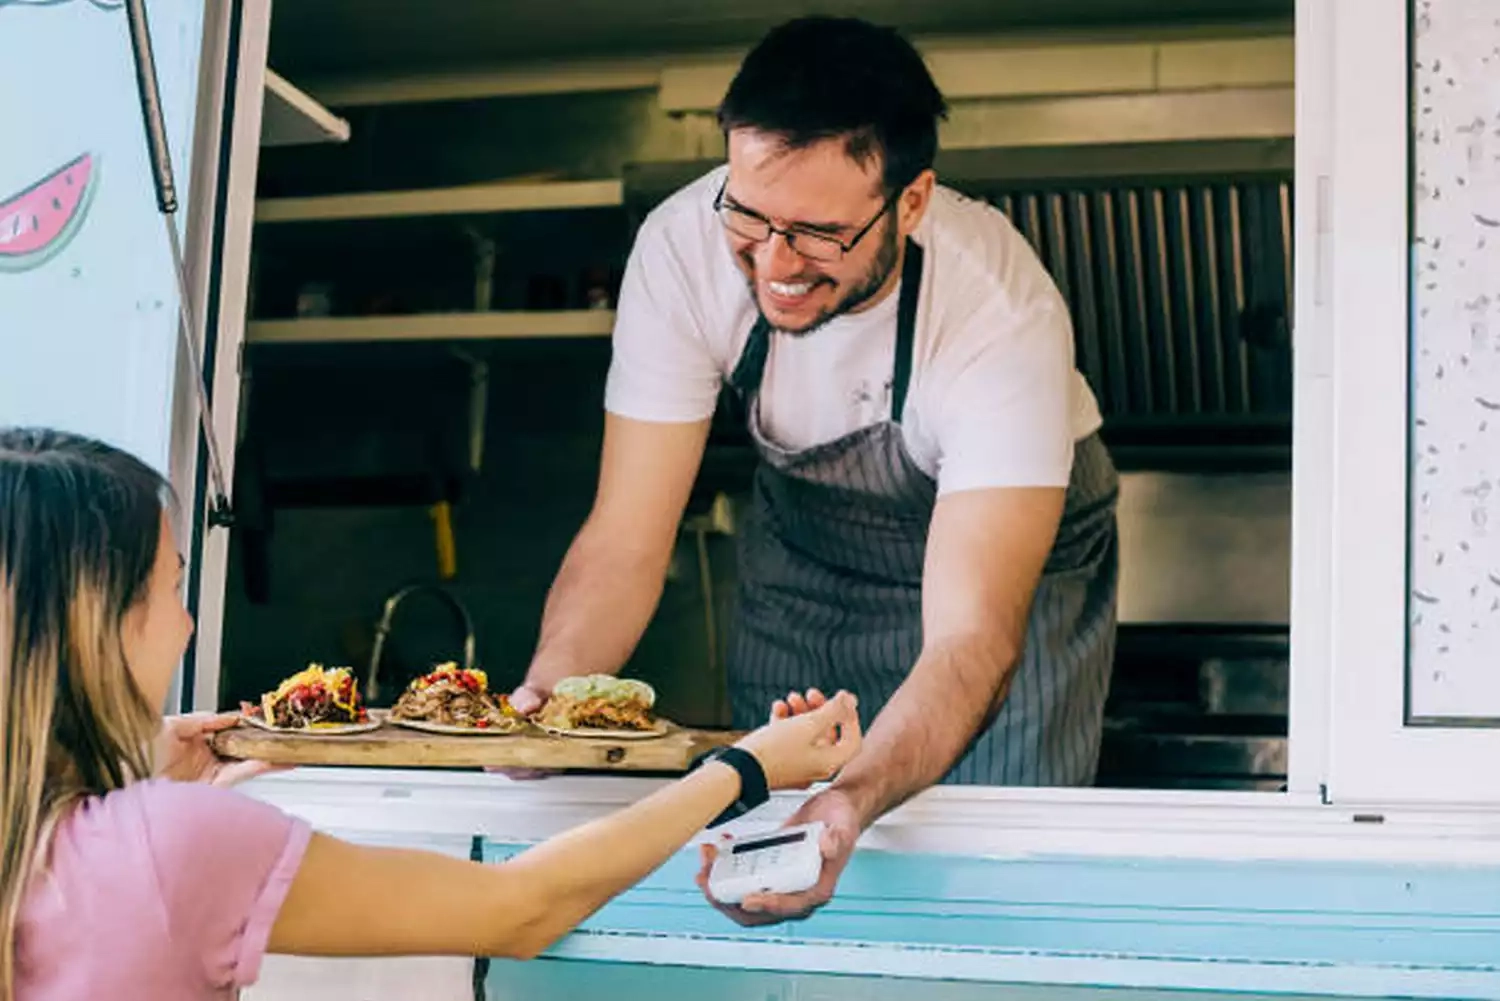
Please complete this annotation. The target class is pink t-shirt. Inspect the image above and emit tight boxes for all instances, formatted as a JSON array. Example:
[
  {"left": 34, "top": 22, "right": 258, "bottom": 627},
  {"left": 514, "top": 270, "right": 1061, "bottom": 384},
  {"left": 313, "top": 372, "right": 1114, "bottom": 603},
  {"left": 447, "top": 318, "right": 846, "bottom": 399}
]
[{"left": 15, "top": 779, "right": 312, "bottom": 1000}]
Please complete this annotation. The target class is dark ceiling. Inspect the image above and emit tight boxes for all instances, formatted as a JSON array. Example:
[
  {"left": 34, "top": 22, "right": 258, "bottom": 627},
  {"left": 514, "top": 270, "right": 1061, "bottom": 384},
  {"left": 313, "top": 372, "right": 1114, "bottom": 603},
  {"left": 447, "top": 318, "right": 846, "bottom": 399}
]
[{"left": 268, "top": 0, "right": 1294, "bottom": 80}]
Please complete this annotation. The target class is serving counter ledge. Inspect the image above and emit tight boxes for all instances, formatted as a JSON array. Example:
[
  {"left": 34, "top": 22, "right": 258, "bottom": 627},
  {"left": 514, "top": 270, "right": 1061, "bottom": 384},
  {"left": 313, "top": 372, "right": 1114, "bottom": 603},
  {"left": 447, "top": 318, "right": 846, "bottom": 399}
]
[{"left": 239, "top": 769, "right": 1500, "bottom": 1000}]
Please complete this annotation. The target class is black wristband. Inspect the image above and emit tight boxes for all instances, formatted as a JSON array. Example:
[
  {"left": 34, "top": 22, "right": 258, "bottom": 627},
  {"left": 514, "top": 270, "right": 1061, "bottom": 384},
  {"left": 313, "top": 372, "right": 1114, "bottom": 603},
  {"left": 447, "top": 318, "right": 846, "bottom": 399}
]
[{"left": 689, "top": 745, "right": 769, "bottom": 828}]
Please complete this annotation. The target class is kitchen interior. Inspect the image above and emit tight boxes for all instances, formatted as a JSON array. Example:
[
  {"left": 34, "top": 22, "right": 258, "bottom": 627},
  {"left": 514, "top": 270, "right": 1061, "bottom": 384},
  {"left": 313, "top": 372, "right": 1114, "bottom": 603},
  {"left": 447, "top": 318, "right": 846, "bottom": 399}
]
[{"left": 223, "top": 0, "right": 1296, "bottom": 793}]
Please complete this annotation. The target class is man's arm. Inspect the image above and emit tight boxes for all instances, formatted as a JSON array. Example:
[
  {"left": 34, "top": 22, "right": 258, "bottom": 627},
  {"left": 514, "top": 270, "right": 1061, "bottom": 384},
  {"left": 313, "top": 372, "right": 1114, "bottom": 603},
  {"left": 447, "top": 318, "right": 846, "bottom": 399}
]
[
  {"left": 512, "top": 199, "right": 722, "bottom": 710},
  {"left": 831, "top": 484, "right": 1065, "bottom": 824},
  {"left": 516, "top": 413, "right": 710, "bottom": 703},
  {"left": 695, "top": 485, "right": 1066, "bottom": 926},
  {"left": 830, "top": 275, "right": 1080, "bottom": 818}
]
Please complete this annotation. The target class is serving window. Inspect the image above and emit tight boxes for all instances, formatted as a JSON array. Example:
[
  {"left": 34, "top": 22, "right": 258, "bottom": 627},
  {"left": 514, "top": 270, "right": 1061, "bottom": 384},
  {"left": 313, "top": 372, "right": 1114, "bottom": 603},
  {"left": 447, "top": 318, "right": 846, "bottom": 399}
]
[{"left": 8, "top": 0, "right": 1491, "bottom": 822}]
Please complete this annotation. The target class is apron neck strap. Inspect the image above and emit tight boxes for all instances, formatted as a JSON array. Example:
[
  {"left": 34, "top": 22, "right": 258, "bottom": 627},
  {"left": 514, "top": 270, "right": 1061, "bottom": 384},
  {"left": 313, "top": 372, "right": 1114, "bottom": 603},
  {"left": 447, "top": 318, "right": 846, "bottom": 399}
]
[{"left": 889, "top": 237, "right": 923, "bottom": 424}]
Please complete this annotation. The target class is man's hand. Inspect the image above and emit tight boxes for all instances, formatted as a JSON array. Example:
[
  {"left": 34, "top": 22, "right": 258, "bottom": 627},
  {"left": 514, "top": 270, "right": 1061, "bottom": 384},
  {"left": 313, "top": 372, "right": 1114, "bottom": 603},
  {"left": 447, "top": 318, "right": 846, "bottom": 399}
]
[
  {"left": 487, "top": 683, "right": 558, "bottom": 780},
  {"left": 694, "top": 687, "right": 862, "bottom": 926},
  {"left": 695, "top": 786, "right": 863, "bottom": 926},
  {"left": 507, "top": 682, "right": 550, "bottom": 717},
  {"left": 153, "top": 712, "right": 286, "bottom": 786}
]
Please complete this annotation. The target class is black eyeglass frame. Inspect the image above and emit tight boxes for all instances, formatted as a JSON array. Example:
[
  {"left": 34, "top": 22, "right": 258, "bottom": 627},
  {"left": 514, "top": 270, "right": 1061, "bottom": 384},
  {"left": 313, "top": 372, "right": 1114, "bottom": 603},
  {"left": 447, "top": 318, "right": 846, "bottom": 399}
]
[{"left": 711, "top": 179, "right": 903, "bottom": 261}]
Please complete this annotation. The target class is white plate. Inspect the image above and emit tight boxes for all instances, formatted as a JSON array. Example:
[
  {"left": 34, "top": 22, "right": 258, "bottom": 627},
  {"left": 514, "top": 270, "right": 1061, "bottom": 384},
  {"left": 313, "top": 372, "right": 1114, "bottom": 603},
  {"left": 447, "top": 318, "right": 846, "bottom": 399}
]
[
  {"left": 387, "top": 716, "right": 527, "bottom": 737},
  {"left": 239, "top": 713, "right": 383, "bottom": 736},
  {"left": 539, "top": 720, "right": 671, "bottom": 740}
]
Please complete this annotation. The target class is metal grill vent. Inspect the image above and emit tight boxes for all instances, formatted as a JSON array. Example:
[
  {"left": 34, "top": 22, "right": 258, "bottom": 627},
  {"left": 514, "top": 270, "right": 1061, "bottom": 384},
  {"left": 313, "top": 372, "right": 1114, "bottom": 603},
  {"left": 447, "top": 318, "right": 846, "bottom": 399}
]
[{"left": 985, "top": 180, "right": 1294, "bottom": 424}]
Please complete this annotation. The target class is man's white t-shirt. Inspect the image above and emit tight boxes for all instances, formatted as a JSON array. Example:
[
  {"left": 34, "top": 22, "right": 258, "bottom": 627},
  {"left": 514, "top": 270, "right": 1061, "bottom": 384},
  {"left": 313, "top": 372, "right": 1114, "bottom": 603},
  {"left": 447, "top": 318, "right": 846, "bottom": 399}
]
[{"left": 603, "top": 165, "right": 1102, "bottom": 494}]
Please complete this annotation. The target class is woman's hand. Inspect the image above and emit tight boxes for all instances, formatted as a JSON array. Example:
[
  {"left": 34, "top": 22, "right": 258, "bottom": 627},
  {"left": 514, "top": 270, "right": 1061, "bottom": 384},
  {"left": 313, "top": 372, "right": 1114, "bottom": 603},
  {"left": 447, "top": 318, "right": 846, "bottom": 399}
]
[
  {"left": 696, "top": 688, "right": 865, "bottom": 925},
  {"left": 732, "top": 689, "right": 861, "bottom": 791},
  {"left": 153, "top": 712, "right": 286, "bottom": 787},
  {"left": 769, "top": 687, "right": 830, "bottom": 722}
]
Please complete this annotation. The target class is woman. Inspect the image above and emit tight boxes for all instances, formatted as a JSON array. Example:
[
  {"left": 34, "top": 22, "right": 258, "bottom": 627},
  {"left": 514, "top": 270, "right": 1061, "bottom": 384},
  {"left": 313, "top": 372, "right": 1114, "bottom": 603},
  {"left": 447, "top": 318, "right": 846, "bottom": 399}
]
[{"left": 0, "top": 427, "right": 860, "bottom": 1000}]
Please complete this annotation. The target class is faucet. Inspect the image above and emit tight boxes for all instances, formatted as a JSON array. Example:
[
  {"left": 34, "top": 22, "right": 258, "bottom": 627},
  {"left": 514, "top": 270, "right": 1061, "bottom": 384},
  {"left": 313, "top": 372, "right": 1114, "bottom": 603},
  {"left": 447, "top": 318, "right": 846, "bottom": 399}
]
[{"left": 364, "top": 582, "right": 477, "bottom": 704}]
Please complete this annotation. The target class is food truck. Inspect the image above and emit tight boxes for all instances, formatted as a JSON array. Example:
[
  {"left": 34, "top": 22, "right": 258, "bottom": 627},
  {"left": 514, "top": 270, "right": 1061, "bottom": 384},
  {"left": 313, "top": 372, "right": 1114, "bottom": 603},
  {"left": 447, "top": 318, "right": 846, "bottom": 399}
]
[{"left": 2, "top": 0, "right": 1498, "bottom": 996}]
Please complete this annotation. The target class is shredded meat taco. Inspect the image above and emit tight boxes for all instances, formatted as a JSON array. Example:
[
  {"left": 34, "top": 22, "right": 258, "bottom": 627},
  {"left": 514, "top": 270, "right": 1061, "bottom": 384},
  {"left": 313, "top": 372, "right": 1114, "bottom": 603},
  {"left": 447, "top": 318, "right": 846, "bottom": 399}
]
[
  {"left": 243, "top": 663, "right": 368, "bottom": 729},
  {"left": 390, "top": 663, "right": 522, "bottom": 731},
  {"left": 537, "top": 675, "right": 659, "bottom": 732}
]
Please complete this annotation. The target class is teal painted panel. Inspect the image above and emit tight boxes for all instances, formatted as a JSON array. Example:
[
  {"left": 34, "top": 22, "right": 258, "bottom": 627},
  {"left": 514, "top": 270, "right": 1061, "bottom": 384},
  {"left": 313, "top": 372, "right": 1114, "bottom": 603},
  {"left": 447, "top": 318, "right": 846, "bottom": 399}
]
[
  {"left": 481, "top": 841, "right": 1500, "bottom": 997},
  {"left": 484, "top": 958, "right": 1364, "bottom": 1001}
]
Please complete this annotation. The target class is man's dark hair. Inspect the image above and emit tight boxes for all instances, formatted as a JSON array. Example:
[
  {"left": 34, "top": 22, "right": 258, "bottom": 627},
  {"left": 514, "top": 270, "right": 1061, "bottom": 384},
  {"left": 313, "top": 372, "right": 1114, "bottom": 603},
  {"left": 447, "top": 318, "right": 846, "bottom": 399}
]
[{"left": 717, "top": 16, "right": 949, "bottom": 196}]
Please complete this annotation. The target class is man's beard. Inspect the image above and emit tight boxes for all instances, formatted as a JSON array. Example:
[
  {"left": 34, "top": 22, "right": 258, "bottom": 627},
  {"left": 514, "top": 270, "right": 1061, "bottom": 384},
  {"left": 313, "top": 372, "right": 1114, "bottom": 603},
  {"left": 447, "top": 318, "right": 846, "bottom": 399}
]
[{"left": 751, "top": 217, "right": 902, "bottom": 337}]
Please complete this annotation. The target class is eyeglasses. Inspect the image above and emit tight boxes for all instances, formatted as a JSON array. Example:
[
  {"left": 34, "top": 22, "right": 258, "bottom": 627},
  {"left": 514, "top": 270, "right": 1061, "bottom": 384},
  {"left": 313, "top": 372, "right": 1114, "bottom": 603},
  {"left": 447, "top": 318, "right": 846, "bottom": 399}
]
[{"left": 712, "top": 181, "right": 898, "bottom": 262}]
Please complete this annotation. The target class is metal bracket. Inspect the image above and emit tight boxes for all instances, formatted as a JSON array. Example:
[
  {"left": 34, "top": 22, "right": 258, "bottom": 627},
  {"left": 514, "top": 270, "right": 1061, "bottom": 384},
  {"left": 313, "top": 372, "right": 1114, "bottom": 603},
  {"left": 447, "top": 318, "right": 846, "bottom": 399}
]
[{"left": 127, "top": 0, "right": 235, "bottom": 527}]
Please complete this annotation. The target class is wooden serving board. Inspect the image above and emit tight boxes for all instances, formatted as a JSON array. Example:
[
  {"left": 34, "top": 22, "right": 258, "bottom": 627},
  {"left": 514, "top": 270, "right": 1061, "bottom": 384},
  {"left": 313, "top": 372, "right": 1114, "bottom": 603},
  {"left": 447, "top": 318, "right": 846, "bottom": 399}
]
[{"left": 211, "top": 714, "right": 744, "bottom": 773}]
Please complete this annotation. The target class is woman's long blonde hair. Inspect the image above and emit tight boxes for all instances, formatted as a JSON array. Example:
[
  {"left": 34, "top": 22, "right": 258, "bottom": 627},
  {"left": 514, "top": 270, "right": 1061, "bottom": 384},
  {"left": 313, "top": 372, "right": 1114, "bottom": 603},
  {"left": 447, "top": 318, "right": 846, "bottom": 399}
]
[{"left": 0, "top": 428, "right": 167, "bottom": 999}]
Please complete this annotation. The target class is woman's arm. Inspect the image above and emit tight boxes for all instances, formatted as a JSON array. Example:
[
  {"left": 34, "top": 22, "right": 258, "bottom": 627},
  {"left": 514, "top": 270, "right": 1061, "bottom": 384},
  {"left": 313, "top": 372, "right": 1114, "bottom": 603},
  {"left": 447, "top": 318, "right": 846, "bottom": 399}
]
[
  {"left": 267, "top": 691, "right": 860, "bottom": 960},
  {"left": 269, "top": 762, "right": 737, "bottom": 960}
]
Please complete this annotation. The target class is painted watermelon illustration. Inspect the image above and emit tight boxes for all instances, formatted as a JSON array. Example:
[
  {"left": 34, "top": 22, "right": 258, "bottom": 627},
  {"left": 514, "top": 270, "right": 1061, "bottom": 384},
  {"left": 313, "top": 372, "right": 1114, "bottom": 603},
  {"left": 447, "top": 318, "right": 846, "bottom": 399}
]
[{"left": 0, "top": 153, "right": 98, "bottom": 275}]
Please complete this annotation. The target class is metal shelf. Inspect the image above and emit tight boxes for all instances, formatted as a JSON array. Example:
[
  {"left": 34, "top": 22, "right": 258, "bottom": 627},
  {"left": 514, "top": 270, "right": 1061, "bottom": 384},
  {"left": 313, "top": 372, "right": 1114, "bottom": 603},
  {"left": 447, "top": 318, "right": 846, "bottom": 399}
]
[
  {"left": 246, "top": 310, "right": 615, "bottom": 344},
  {"left": 261, "top": 69, "right": 351, "bottom": 148},
  {"left": 254, "top": 179, "right": 624, "bottom": 224}
]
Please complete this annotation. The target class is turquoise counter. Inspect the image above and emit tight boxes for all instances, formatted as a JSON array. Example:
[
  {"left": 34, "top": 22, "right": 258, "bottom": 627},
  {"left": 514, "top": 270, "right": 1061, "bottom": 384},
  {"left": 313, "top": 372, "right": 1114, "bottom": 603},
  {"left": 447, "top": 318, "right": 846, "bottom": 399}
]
[
  {"left": 483, "top": 963, "right": 1422, "bottom": 1001},
  {"left": 482, "top": 841, "right": 1500, "bottom": 999}
]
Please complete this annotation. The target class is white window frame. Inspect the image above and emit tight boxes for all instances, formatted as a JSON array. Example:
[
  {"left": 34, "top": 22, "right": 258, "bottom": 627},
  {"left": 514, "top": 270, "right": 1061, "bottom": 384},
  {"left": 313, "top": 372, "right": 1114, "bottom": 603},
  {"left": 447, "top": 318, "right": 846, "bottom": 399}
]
[
  {"left": 190, "top": 0, "right": 1500, "bottom": 848},
  {"left": 169, "top": 0, "right": 272, "bottom": 715},
  {"left": 1317, "top": 0, "right": 1500, "bottom": 806},
  {"left": 188, "top": 0, "right": 1327, "bottom": 814}
]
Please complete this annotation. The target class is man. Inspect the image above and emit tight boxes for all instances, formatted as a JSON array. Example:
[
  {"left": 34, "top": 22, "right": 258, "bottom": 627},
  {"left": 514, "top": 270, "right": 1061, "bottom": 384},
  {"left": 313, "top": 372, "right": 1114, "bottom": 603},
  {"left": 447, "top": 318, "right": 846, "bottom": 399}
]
[{"left": 508, "top": 16, "right": 1119, "bottom": 924}]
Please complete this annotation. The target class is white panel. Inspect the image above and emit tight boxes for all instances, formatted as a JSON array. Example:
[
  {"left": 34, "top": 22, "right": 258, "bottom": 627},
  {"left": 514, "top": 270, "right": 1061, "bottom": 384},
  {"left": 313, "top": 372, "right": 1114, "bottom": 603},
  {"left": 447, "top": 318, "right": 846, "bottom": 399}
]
[
  {"left": 1286, "top": 0, "right": 1338, "bottom": 799},
  {"left": 1323, "top": 0, "right": 1500, "bottom": 803},
  {"left": 244, "top": 957, "right": 472, "bottom": 1001},
  {"left": 244, "top": 828, "right": 474, "bottom": 1001},
  {"left": 239, "top": 768, "right": 1500, "bottom": 868},
  {"left": 0, "top": 0, "right": 206, "bottom": 473},
  {"left": 1405, "top": 0, "right": 1500, "bottom": 721}
]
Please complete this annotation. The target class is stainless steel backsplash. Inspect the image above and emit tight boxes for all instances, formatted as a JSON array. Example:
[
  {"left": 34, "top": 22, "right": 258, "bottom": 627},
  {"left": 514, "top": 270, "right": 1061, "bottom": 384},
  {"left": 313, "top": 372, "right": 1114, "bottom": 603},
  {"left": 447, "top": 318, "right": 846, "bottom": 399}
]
[{"left": 1117, "top": 470, "right": 1291, "bottom": 626}]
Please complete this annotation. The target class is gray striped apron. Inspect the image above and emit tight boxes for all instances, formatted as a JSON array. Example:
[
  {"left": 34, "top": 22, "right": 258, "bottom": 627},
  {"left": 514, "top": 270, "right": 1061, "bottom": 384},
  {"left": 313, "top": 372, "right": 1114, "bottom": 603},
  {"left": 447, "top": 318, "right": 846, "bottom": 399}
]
[{"left": 725, "top": 238, "right": 1120, "bottom": 786}]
